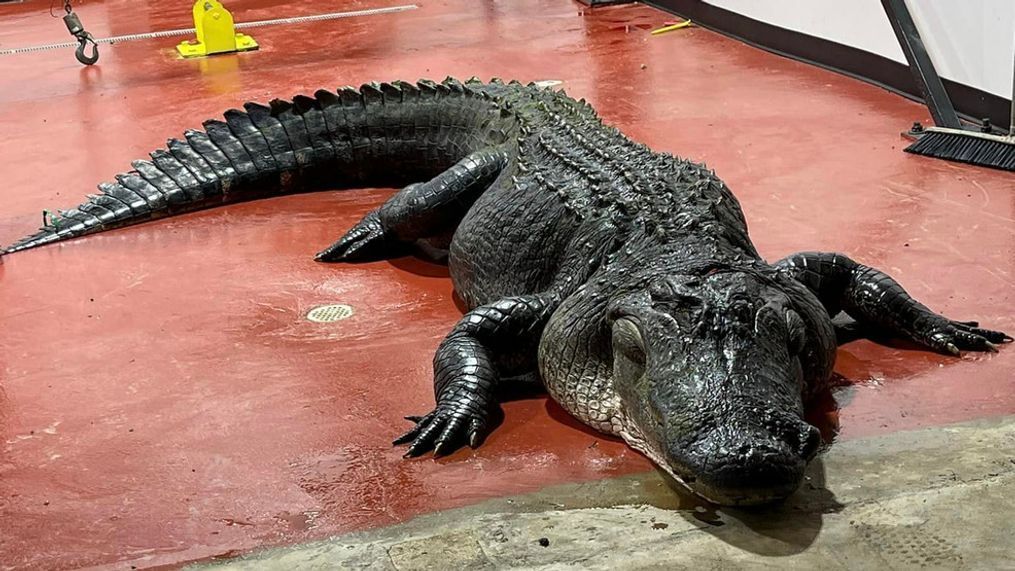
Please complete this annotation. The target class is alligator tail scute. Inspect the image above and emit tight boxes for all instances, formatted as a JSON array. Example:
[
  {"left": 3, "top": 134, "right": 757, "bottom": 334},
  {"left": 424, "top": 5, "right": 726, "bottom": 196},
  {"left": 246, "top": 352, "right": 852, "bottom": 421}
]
[{"left": 4, "top": 79, "right": 482, "bottom": 254}]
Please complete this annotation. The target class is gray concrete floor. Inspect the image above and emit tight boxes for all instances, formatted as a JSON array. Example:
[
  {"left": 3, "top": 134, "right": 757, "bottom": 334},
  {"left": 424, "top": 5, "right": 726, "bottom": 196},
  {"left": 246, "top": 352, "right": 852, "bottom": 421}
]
[{"left": 197, "top": 417, "right": 1015, "bottom": 570}]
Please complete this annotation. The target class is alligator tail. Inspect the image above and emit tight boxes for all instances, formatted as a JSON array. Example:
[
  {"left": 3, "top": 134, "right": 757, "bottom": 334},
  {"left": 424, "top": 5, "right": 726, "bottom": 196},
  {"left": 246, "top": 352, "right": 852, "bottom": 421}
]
[{"left": 4, "top": 77, "right": 499, "bottom": 254}]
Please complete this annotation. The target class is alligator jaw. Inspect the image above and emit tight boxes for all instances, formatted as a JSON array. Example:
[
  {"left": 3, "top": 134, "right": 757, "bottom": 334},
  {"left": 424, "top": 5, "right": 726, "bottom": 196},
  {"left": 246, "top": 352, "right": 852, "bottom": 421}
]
[
  {"left": 619, "top": 425, "right": 705, "bottom": 498},
  {"left": 620, "top": 424, "right": 804, "bottom": 508}
]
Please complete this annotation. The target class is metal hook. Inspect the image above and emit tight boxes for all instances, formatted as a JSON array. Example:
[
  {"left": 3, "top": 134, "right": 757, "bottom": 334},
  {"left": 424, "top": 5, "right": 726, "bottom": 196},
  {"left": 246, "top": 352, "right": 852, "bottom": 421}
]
[
  {"left": 63, "top": 10, "right": 98, "bottom": 65},
  {"left": 74, "top": 33, "right": 99, "bottom": 65}
]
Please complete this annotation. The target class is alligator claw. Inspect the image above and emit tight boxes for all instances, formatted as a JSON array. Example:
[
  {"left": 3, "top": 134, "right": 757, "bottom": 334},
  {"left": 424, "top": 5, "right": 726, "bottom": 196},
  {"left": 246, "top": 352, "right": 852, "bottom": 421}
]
[
  {"left": 392, "top": 432, "right": 415, "bottom": 446},
  {"left": 967, "top": 327, "right": 1013, "bottom": 344},
  {"left": 923, "top": 318, "right": 1011, "bottom": 356},
  {"left": 403, "top": 418, "right": 444, "bottom": 458},
  {"left": 395, "top": 405, "right": 490, "bottom": 458},
  {"left": 468, "top": 418, "right": 488, "bottom": 448},
  {"left": 316, "top": 210, "right": 391, "bottom": 262},
  {"left": 403, "top": 443, "right": 428, "bottom": 459},
  {"left": 433, "top": 438, "right": 455, "bottom": 458},
  {"left": 391, "top": 413, "right": 432, "bottom": 448}
]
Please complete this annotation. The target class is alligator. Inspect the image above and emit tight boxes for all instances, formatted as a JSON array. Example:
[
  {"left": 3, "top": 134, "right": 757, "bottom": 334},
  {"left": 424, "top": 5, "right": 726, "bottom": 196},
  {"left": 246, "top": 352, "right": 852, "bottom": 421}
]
[{"left": 5, "top": 78, "right": 1009, "bottom": 506}]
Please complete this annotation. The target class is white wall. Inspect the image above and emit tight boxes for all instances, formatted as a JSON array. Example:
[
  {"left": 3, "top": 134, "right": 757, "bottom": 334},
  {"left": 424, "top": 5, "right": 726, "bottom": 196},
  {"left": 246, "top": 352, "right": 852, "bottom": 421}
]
[{"left": 704, "top": 0, "right": 1014, "bottom": 99}]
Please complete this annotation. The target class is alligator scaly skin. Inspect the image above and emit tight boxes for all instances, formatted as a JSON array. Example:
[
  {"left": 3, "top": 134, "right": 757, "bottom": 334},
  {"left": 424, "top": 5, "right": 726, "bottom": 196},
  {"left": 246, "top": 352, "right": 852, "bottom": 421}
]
[{"left": 6, "top": 78, "right": 1009, "bottom": 505}]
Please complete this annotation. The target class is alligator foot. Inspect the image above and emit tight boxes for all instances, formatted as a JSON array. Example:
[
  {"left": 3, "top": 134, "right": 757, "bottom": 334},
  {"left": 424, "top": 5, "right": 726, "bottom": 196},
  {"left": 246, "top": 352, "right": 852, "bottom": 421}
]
[
  {"left": 394, "top": 403, "right": 494, "bottom": 458},
  {"left": 396, "top": 294, "right": 561, "bottom": 458},
  {"left": 316, "top": 210, "right": 398, "bottom": 262},
  {"left": 777, "top": 252, "right": 1012, "bottom": 356},
  {"left": 915, "top": 318, "right": 1011, "bottom": 356}
]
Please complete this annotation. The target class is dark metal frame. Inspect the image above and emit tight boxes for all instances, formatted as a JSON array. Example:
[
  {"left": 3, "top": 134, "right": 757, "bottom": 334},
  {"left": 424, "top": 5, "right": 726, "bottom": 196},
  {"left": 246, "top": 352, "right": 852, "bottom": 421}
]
[
  {"left": 880, "top": 0, "right": 961, "bottom": 129},
  {"left": 647, "top": 0, "right": 1010, "bottom": 131}
]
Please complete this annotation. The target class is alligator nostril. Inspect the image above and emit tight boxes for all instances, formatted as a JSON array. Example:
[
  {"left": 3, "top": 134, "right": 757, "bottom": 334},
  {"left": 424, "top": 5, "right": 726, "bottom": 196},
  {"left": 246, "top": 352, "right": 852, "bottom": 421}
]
[{"left": 798, "top": 425, "right": 821, "bottom": 460}]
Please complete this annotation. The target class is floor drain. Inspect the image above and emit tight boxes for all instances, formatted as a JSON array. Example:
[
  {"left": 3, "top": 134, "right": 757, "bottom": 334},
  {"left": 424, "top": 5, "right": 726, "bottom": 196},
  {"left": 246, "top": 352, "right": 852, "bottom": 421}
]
[{"left": 306, "top": 304, "right": 354, "bottom": 323}]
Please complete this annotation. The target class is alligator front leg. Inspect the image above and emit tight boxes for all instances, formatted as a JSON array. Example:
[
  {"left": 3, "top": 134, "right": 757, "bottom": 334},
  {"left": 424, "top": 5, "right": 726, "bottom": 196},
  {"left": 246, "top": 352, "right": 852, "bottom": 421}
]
[
  {"left": 396, "top": 293, "right": 559, "bottom": 457},
  {"left": 776, "top": 252, "right": 1012, "bottom": 355},
  {"left": 316, "top": 148, "right": 508, "bottom": 262}
]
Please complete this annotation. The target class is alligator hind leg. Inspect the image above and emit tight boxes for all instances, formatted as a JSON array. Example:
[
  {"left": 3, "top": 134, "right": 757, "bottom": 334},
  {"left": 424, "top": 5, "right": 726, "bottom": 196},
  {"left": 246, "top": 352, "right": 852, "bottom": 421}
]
[
  {"left": 316, "top": 148, "right": 508, "bottom": 262},
  {"left": 776, "top": 251, "right": 1012, "bottom": 355},
  {"left": 395, "top": 292, "right": 560, "bottom": 457}
]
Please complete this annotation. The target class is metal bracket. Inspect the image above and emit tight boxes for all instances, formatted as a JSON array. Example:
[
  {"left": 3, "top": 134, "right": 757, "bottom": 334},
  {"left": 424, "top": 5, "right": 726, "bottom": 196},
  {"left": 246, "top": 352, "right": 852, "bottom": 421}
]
[{"left": 176, "top": 0, "right": 258, "bottom": 58}]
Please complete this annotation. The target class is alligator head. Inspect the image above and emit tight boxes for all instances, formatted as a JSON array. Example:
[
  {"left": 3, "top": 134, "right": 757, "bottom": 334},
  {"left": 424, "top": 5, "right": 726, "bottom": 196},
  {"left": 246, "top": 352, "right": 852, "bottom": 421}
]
[{"left": 607, "top": 268, "right": 822, "bottom": 506}]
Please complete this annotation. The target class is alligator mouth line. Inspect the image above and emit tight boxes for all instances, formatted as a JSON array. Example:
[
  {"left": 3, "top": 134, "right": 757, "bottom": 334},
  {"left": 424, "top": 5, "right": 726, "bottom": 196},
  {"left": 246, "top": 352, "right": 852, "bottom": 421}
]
[
  {"left": 620, "top": 427, "right": 799, "bottom": 507},
  {"left": 618, "top": 427, "right": 707, "bottom": 499}
]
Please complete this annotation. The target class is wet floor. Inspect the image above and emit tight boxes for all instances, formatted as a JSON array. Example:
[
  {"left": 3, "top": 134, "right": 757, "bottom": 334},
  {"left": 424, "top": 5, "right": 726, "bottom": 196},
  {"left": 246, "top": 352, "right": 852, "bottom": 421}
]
[
  {"left": 0, "top": 0, "right": 1012, "bottom": 568},
  {"left": 196, "top": 417, "right": 1015, "bottom": 570}
]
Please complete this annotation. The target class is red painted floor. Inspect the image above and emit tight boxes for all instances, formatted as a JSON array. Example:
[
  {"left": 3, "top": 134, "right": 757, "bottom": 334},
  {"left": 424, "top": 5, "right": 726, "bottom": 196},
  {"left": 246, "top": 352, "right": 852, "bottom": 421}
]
[{"left": 0, "top": 0, "right": 1012, "bottom": 568}]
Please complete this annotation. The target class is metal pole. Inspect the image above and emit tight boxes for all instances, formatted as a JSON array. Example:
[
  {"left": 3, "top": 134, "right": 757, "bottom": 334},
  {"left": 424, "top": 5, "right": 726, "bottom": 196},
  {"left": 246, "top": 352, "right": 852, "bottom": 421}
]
[{"left": 881, "top": 0, "right": 962, "bottom": 129}]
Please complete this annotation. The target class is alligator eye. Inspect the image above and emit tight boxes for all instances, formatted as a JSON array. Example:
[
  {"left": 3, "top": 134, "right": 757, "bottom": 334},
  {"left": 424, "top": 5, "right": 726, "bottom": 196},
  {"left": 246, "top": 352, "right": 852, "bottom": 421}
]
[
  {"left": 786, "top": 310, "right": 807, "bottom": 355},
  {"left": 612, "top": 317, "right": 646, "bottom": 365}
]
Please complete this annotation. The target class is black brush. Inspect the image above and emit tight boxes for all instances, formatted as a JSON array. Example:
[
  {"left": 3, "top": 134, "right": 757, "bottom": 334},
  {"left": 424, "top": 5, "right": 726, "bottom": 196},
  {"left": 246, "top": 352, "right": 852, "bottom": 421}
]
[
  {"left": 883, "top": 0, "right": 1015, "bottom": 172},
  {"left": 905, "top": 126, "right": 1015, "bottom": 172}
]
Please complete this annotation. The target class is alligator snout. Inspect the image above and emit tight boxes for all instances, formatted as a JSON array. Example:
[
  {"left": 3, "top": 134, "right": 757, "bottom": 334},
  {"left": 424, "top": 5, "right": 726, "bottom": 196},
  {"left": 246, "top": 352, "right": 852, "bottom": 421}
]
[{"left": 670, "top": 420, "right": 821, "bottom": 506}]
